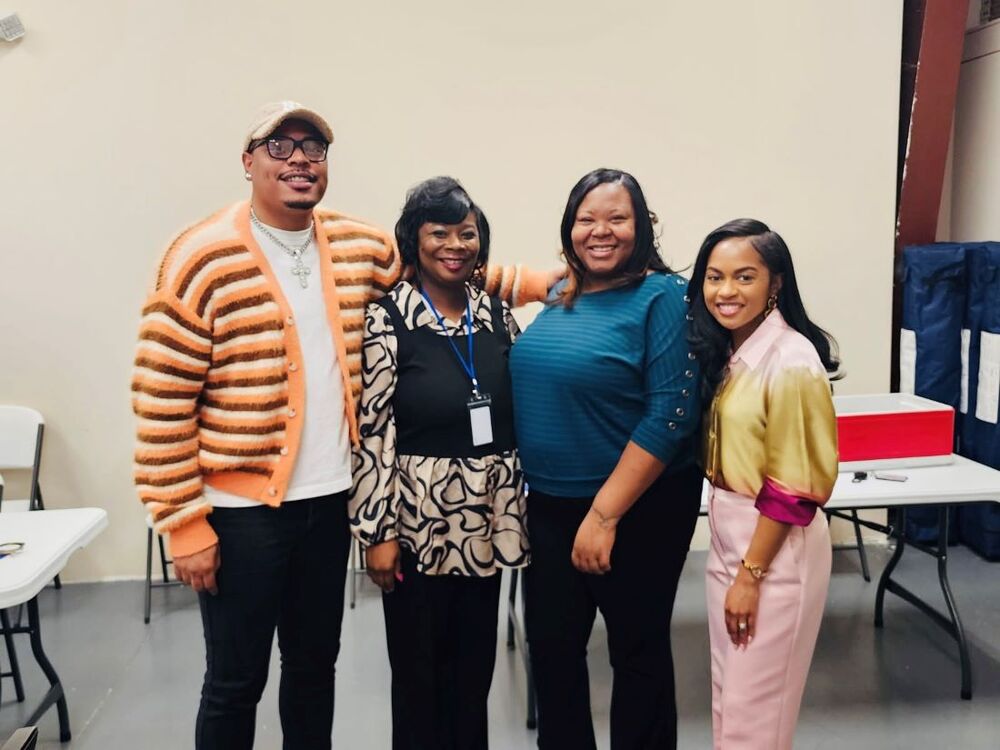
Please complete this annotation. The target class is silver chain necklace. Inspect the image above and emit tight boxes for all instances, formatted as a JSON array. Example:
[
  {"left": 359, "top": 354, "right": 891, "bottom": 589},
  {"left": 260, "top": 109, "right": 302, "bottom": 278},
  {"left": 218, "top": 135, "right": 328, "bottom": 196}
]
[{"left": 250, "top": 208, "right": 314, "bottom": 289}]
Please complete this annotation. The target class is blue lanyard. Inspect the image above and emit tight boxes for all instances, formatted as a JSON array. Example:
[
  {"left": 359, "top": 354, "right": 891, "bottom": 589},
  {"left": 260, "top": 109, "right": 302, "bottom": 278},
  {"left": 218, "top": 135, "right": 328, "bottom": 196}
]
[{"left": 420, "top": 291, "right": 480, "bottom": 395}]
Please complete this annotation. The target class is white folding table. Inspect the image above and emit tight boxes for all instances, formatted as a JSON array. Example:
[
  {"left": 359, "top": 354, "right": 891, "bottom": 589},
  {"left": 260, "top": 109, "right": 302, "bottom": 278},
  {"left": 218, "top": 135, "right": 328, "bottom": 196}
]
[
  {"left": 0, "top": 508, "right": 108, "bottom": 742},
  {"left": 506, "top": 455, "right": 1000, "bottom": 727}
]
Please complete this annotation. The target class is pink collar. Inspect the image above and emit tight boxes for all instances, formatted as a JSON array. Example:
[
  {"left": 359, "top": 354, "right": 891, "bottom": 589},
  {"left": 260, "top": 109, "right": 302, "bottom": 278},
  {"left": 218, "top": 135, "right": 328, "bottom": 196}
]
[{"left": 730, "top": 310, "right": 790, "bottom": 370}]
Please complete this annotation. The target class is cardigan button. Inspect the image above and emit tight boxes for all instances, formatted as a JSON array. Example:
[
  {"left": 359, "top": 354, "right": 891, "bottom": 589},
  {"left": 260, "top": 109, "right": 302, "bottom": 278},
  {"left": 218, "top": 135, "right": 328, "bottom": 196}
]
[
  {"left": 688, "top": 352, "right": 696, "bottom": 360},
  {"left": 280, "top": 446, "right": 289, "bottom": 456},
  {"left": 286, "top": 316, "right": 295, "bottom": 326},
  {"left": 268, "top": 487, "right": 277, "bottom": 497},
  {"left": 668, "top": 422, "right": 678, "bottom": 430},
  {"left": 685, "top": 370, "right": 694, "bottom": 378},
  {"left": 675, "top": 408, "right": 685, "bottom": 417},
  {"left": 289, "top": 362, "right": 299, "bottom": 372},
  {"left": 289, "top": 408, "right": 297, "bottom": 418},
  {"left": 682, "top": 389, "right": 691, "bottom": 398}
]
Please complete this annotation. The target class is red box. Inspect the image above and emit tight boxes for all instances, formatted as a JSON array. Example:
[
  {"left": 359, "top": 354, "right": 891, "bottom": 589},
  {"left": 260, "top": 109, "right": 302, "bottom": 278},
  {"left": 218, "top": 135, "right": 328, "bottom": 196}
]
[{"left": 833, "top": 394, "right": 955, "bottom": 471}]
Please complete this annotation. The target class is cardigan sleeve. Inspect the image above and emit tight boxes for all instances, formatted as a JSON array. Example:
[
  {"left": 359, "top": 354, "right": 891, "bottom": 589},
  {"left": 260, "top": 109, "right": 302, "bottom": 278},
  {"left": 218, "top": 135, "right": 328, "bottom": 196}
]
[
  {"left": 349, "top": 303, "right": 403, "bottom": 546},
  {"left": 132, "top": 288, "right": 217, "bottom": 558},
  {"left": 483, "top": 264, "right": 551, "bottom": 307},
  {"left": 629, "top": 278, "right": 701, "bottom": 466}
]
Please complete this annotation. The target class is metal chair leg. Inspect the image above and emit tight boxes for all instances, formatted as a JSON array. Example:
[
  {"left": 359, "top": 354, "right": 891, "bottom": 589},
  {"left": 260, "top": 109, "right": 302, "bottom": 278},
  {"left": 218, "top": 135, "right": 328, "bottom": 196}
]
[
  {"left": 851, "top": 509, "right": 871, "bottom": 582},
  {"left": 157, "top": 534, "right": 171, "bottom": 583},
  {"left": 34, "top": 487, "right": 62, "bottom": 590},
  {"left": 1, "top": 608, "right": 26, "bottom": 702},
  {"left": 506, "top": 569, "right": 518, "bottom": 650},
  {"left": 349, "top": 538, "right": 358, "bottom": 610},
  {"left": 144, "top": 528, "right": 153, "bottom": 624}
]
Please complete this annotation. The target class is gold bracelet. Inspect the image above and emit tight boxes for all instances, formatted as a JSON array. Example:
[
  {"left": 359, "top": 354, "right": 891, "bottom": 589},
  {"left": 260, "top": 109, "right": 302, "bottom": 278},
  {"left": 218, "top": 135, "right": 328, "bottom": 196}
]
[{"left": 740, "top": 558, "right": 768, "bottom": 580}]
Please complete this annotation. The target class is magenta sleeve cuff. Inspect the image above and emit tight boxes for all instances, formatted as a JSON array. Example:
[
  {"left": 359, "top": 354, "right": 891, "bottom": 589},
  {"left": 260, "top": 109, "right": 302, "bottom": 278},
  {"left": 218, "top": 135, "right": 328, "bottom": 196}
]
[{"left": 754, "top": 477, "right": 818, "bottom": 526}]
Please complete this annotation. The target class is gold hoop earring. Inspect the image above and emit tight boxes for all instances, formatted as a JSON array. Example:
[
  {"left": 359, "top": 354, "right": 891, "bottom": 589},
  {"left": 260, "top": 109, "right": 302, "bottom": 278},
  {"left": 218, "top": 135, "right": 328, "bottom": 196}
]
[{"left": 765, "top": 295, "right": 778, "bottom": 316}]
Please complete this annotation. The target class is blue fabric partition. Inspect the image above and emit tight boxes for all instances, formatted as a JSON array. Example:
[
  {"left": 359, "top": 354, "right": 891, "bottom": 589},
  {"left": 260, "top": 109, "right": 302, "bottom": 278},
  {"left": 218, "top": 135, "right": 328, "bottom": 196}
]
[
  {"left": 958, "top": 243, "right": 1000, "bottom": 560},
  {"left": 899, "top": 244, "right": 967, "bottom": 543}
]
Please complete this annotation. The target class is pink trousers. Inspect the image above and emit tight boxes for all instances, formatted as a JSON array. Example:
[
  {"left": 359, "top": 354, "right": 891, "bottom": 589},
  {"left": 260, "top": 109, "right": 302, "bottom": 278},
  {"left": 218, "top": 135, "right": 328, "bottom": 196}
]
[{"left": 705, "top": 486, "right": 831, "bottom": 750}]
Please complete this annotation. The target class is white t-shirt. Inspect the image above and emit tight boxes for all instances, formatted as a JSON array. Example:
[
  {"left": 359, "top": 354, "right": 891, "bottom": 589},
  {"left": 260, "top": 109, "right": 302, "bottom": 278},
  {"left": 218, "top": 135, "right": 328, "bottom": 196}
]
[{"left": 205, "top": 220, "right": 353, "bottom": 508}]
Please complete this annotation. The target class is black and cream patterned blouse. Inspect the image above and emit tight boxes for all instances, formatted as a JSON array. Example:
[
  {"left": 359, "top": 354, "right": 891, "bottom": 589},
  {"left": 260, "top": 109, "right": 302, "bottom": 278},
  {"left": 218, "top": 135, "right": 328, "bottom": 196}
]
[{"left": 348, "top": 281, "right": 529, "bottom": 577}]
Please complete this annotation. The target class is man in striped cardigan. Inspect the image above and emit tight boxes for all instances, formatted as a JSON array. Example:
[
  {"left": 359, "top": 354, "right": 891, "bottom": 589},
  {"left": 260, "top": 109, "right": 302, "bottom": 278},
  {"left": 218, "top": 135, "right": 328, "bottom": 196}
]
[{"left": 132, "top": 102, "right": 548, "bottom": 749}]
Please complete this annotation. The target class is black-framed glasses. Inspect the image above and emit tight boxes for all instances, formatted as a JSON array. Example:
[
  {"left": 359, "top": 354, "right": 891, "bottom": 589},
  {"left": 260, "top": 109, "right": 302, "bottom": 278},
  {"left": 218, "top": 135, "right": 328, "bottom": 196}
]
[{"left": 249, "top": 136, "right": 328, "bottom": 163}]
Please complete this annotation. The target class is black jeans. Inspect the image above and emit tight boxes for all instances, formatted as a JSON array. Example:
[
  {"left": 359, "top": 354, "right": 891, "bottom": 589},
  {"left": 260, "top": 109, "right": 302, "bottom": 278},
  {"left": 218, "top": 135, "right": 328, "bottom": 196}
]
[
  {"left": 524, "top": 465, "right": 703, "bottom": 750},
  {"left": 382, "top": 548, "right": 502, "bottom": 750},
  {"left": 195, "top": 494, "right": 351, "bottom": 750}
]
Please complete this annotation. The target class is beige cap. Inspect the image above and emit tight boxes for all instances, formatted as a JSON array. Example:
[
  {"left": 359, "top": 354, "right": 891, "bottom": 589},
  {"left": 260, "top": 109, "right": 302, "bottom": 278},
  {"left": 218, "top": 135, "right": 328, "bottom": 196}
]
[{"left": 243, "top": 101, "right": 334, "bottom": 151}]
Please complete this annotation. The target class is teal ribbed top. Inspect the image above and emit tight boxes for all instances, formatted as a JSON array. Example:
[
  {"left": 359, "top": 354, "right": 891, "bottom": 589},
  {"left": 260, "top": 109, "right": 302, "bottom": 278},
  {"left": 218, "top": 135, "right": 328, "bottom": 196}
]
[{"left": 509, "top": 273, "right": 700, "bottom": 497}]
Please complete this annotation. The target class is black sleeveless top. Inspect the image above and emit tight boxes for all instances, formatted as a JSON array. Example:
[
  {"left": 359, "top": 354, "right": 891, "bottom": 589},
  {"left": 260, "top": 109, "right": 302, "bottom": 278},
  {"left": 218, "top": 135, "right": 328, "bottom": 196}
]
[{"left": 374, "top": 293, "right": 516, "bottom": 459}]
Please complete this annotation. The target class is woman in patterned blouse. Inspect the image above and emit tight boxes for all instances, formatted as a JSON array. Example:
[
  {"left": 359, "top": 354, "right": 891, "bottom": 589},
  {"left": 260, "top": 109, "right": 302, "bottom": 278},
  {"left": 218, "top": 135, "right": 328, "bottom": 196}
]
[
  {"left": 688, "top": 218, "right": 841, "bottom": 750},
  {"left": 348, "top": 176, "right": 528, "bottom": 750}
]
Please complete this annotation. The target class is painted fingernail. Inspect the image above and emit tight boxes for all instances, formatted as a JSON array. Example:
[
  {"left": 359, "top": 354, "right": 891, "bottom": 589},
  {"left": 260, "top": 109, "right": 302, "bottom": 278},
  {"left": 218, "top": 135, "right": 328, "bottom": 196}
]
[{"left": 395, "top": 572, "right": 404, "bottom": 582}]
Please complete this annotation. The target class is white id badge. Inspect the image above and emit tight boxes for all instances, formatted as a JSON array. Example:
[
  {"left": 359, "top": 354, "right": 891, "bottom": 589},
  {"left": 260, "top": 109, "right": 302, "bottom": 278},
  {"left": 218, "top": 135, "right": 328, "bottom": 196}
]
[{"left": 468, "top": 394, "right": 494, "bottom": 447}]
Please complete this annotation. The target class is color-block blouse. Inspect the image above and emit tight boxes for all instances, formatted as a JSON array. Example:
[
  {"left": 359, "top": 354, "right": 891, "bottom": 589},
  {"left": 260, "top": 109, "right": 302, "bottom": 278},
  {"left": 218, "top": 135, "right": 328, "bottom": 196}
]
[
  {"left": 703, "top": 310, "right": 839, "bottom": 525},
  {"left": 348, "top": 281, "right": 529, "bottom": 576}
]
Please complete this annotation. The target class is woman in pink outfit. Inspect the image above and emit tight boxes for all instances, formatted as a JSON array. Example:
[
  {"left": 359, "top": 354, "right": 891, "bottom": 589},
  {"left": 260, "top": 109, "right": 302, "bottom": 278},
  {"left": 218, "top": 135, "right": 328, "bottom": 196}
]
[{"left": 687, "top": 219, "right": 841, "bottom": 749}]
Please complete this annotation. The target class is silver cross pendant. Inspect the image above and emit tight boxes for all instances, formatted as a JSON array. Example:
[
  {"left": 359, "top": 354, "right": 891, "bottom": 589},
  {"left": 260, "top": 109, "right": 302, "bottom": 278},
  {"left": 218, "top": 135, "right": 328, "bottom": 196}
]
[{"left": 290, "top": 257, "right": 311, "bottom": 288}]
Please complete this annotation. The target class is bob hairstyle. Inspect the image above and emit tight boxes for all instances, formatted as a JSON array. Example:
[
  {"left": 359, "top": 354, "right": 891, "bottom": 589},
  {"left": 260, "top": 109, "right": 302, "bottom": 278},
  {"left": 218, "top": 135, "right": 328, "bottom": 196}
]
[
  {"left": 558, "top": 168, "right": 671, "bottom": 306},
  {"left": 687, "top": 218, "right": 841, "bottom": 398},
  {"left": 394, "top": 176, "right": 490, "bottom": 283}
]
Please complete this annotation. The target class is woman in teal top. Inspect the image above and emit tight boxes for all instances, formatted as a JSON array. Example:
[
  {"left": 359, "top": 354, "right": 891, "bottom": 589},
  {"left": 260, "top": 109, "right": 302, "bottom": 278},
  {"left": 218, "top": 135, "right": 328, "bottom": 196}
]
[{"left": 509, "top": 168, "right": 702, "bottom": 750}]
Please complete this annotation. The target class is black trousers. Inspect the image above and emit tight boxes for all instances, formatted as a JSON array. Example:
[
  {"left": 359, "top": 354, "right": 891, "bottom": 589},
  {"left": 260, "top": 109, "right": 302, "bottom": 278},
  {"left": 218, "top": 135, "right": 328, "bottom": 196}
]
[
  {"left": 195, "top": 494, "right": 351, "bottom": 750},
  {"left": 524, "top": 465, "right": 703, "bottom": 750},
  {"left": 382, "top": 548, "right": 503, "bottom": 750}
]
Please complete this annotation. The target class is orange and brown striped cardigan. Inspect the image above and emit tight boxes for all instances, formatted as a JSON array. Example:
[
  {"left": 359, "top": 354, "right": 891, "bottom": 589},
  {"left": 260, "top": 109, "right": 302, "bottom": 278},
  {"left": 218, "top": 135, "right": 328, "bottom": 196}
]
[{"left": 132, "top": 200, "right": 547, "bottom": 557}]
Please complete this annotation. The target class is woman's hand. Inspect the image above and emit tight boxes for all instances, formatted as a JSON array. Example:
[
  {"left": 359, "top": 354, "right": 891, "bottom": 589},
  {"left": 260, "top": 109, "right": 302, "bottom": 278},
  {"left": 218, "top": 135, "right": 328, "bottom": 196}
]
[
  {"left": 366, "top": 539, "right": 401, "bottom": 593},
  {"left": 724, "top": 569, "right": 761, "bottom": 648},
  {"left": 571, "top": 509, "right": 617, "bottom": 574}
]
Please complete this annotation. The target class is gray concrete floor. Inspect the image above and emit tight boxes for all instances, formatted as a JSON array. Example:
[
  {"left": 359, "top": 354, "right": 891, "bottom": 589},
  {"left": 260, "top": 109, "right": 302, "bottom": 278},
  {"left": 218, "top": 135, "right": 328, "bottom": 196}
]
[{"left": 1, "top": 545, "right": 999, "bottom": 749}]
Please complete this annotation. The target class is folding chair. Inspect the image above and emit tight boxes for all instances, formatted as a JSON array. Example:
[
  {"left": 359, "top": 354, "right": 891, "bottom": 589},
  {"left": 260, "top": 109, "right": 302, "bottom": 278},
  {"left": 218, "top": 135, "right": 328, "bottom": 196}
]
[
  {"left": 0, "top": 406, "right": 46, "bottom": 514},
  {"left": 144, "top": 514, "right": 182, "bottom": 624},
  {"left": 349, "top": 538, "right": 367, "bottom": 609},
  {"left": 0, "top": 406, "right": 59, "bottom": 586},
  {"left": 827, "top": 509, "right": 872, "bottom": 582},
  {"left": 0, "top": 726, "right": 38, "bottom": 750}
]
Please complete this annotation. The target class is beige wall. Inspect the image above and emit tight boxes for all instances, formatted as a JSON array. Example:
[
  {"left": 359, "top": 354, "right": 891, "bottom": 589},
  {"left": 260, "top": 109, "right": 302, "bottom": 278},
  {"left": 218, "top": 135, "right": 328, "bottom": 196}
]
[{"left": 1, "top": 0, "right": 902, "bottom": 581}]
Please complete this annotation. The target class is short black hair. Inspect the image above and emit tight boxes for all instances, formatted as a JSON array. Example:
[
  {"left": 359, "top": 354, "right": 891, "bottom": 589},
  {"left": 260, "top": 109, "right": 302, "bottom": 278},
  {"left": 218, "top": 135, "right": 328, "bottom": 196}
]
[
  {"left": 558, "top": 168, "right": 670, "bottom": 305},
  {"left": 394, "top": 176, "right": 491, "bottom": 273}
]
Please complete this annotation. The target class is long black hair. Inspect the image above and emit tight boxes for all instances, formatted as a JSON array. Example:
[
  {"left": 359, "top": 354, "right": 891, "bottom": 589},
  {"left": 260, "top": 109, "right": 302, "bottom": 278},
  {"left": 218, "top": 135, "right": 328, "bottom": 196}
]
[
  {"left": 394, "top": 176, "right": 491, "bottom": 284},
  {"left": 558, "top": 168, "right": 671, "bottom": 306},
  {"left": 687, "top": 218, "right": 841, "bottom": 398}
]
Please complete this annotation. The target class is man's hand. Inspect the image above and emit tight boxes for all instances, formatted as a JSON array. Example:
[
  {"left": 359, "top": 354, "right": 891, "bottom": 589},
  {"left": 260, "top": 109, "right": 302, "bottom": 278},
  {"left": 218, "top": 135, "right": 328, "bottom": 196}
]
[
  {"left": 174, "top": 544, "right": 221, "bottom": 595},
  {"left": 366, "top": 540, "right": 401, "bottom": 593}
]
